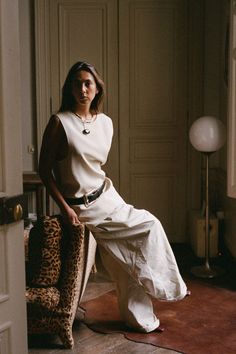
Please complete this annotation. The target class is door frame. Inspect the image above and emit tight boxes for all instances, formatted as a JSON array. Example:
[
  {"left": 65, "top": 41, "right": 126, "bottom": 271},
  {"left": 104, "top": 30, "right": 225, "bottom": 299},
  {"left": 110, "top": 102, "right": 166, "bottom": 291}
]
[{"left": 0, "top": 0, "right": 28, "bottom": 353}]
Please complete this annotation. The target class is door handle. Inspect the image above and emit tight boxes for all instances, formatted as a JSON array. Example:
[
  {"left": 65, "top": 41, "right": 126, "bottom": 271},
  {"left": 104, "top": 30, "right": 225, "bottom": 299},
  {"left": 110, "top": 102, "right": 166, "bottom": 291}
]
[
  {"left": 0, "top": 194, "right": 28, "bottom": 225},
  {"left": 9, "top": 204, "right": 23, "bottom": 221}
]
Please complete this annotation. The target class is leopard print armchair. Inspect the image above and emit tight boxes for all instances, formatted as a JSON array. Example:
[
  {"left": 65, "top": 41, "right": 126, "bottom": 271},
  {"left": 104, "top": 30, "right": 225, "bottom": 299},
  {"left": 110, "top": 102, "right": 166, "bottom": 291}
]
[{"left": 25, "top": 215, "right": 96, "bottom": 349}]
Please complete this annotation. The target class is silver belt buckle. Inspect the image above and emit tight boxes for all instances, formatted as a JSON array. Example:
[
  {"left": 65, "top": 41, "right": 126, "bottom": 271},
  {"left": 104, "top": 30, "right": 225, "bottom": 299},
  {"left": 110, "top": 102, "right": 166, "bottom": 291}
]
[
  {"left": 83, "top": 191, "right": 95, "bottom": 208},
  {"left": 83, "top": 182, "right": 104, "bottom": 207}
]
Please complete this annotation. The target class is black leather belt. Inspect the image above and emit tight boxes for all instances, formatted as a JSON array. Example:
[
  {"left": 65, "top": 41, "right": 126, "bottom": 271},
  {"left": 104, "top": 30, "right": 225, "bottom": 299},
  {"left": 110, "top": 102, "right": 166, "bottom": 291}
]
[{"left": 65, "top": 181, "right": 105, "bottom": 207}]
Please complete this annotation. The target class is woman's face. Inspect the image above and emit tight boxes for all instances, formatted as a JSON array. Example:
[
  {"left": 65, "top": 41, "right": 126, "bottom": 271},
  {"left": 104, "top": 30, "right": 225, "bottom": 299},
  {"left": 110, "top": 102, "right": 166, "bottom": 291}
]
[{"left": 71, "top": 70, "right": 98, "bottom": 108}]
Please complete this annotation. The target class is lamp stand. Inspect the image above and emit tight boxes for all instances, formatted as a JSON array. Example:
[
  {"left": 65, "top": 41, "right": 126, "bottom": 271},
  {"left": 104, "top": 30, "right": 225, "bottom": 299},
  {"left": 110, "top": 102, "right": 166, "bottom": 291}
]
[{"left": 191, "top": 152, "right": 225, "bottom": 278}]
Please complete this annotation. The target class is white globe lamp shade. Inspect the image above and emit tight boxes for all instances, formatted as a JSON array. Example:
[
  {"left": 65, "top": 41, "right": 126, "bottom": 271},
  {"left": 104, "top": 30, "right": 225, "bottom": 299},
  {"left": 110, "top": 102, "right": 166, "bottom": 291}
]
[{"left": 189, "top": 116, "right": 226, "bottom": 152}]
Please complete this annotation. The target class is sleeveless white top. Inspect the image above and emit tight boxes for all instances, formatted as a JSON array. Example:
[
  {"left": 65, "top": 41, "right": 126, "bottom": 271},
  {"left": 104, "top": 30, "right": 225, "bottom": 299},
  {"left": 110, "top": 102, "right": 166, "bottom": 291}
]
[{"left": 54, "top": 111, "right": 113, "bottom": 198}]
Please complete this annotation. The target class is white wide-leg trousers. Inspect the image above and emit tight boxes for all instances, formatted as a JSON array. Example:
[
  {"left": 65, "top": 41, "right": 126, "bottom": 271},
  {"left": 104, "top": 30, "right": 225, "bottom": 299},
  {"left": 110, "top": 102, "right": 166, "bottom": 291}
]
[
  {"left": 98, "top": 243, "right": 160, "bottom": 332},
  {"left": 73, "top": 178, "right": 187, "bottom": 332}
]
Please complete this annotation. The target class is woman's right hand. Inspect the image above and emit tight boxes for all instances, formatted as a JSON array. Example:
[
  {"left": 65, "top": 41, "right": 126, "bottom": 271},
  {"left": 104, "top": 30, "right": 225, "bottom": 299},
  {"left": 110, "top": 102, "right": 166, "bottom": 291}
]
[{"left": 61, "top": 205, "right": 81, "bottom": 225}]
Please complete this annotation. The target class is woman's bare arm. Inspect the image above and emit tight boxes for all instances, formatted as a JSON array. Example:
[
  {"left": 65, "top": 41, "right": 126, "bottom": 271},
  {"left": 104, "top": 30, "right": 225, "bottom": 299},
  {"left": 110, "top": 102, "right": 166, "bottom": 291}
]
[{"left": 39, "top": 115, "right": 80, "bottom": 224}]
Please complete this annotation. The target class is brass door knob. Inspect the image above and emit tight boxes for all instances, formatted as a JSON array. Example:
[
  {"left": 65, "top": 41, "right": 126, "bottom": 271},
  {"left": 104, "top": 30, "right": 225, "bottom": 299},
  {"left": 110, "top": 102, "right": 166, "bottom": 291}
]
[
  {"left": 0, "top": 195, "right": 27, "bottom": 225},
  {"left": 13, "top": 204, "right": 23, "bottom": 221}
]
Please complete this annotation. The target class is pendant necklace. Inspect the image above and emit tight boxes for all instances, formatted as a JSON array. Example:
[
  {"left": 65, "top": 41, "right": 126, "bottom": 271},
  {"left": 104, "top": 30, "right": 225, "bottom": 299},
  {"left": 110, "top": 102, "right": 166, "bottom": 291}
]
[
  {"left": 74, "top": 112, "right": 95, "bottom": 135},
  {"left": 82, "top": 123, "right": 90, "bottom": 135}
]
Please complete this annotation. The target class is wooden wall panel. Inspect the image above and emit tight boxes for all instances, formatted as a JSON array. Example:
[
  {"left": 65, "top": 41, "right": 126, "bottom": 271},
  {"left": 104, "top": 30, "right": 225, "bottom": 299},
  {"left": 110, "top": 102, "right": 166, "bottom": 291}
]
[
  {"left": 129, "top": 3, "right": 176, "bottom": 126},
  {"left": 131, "top": 174, "right": 174, "bottom": 232},
  {"left": 0, "top": 325, "right": 11, "bottom": 354},
  {"left": 120, "top": 0, "right": 188, "bottom": 241},
  {"left": 130, "top": 139, "right": 176, "bottom": 162}
]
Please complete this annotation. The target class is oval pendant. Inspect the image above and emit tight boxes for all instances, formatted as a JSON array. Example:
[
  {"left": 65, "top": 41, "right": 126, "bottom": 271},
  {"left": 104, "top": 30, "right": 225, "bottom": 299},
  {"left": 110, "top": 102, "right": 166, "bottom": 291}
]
[{"left": 82, "top": 128, "right": 90, "bottom": 135}]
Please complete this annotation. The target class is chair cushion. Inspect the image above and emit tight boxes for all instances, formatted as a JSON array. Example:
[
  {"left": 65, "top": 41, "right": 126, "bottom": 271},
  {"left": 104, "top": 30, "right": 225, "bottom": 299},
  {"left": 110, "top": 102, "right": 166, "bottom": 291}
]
[
  {"left": 26, "top": 286, "right": 60, "bottom": 310},
  {"left": 27, "top": 215, "right": 63, "bottom": 287}
]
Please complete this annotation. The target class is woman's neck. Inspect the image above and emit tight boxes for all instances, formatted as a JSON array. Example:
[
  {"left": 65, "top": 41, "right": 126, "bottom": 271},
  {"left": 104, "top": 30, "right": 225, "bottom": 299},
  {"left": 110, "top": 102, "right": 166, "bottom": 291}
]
[{"left": 73, "top": 107, "right": 93, "bottom": 119}]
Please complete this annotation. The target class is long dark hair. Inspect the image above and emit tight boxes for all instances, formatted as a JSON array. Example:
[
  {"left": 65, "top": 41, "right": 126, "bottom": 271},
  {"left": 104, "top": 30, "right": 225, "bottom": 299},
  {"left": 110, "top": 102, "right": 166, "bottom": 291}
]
[{"left": 59, "top": 61, "right": 105, "bottom": 114}]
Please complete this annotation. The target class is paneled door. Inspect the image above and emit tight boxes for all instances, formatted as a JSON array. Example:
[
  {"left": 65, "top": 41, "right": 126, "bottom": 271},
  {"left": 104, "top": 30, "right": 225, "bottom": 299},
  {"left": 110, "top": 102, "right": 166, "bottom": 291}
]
[
  {"left": 119, "top": 0, "right": 188, "bottom": 241},
  {"left": 35, "top": 0, "right": 202, "bottom": 242},
  {"left": 0, "top": 0, "right": 28, "bottom": 353}
]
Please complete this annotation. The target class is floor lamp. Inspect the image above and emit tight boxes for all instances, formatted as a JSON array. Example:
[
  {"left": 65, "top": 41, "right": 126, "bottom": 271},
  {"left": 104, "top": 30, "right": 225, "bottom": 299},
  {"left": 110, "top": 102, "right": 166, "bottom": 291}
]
[{"left": 189, "top": 116, "right": 226, "bottom": 278}]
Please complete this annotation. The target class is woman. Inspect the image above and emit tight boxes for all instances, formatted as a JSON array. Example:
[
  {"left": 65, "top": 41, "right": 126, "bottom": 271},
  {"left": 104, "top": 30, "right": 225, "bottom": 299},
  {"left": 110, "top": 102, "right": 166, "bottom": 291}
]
[{"left": 39, "top": 61, "right": 188, "bottom": 333}]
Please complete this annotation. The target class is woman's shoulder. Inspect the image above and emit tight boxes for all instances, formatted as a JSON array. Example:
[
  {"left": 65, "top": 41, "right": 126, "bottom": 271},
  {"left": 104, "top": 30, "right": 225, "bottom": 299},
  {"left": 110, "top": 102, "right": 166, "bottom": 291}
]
[
  {"left": 47, "top": 114, "right": 62, "bottom": 129},
  {"left": 54, "top": 111, "right": 72, "bottom": 120},
  {"left": 42, "top": 114, "right": 66, "bottom": 145},
  {"left": 97, "top": 112, "right": 113, "bottom": 125}
]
